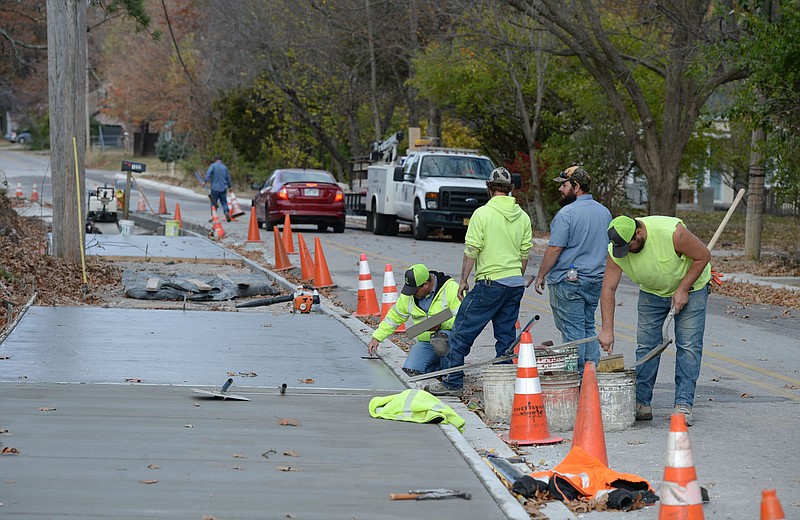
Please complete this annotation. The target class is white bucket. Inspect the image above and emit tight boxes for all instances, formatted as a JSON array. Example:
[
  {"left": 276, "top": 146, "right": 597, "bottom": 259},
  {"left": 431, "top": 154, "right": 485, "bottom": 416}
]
[
  {"left": 481, "top": 364, "right": 517, "bottom": 424},
  {"left": 119, "top": 219, "right": 134, "bottom": 236},
  {"left": 164, "top": 220, "right": 180, "bottom": 237},
  {"left": 541, "top": 371, "right": 580, "bottom": 432},
  {"left": 597, "top": 370, "right": 636, "bottom": 431}
]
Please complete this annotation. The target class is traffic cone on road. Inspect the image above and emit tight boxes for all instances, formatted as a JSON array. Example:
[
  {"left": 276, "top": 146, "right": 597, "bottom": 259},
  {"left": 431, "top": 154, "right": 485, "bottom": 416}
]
[
  {"left": 211, "top": 206, "right": 225, "bottom": 240},
  {"left": 272, "top": 227, "right": 293, "bottom": 271},
  {"left": 228, "top": 191, "right": 246, "bottom": 219},
  {"left": 158, "top": 191, "right": 168, "bottom": 214},
  {"left": 15, "top": 182, "right": 23, "bottom": 198},
  {"left": 658, "top": 413, "right": 704, "bottom": 519},
  {"left": 572, "top": 361, "right": 608, "bottom": 466},
  {"left": 760, "top": 489, "right": 785, "bottom": 519},
  {"left": 136, "top": 191, "right": 146, "bottom": 212},
  {"left": 313, "top": 237, "right": 335, "bottom": 289},
  {"left": 355, "top": 254, "right": 381, "bottom": 316},
  {"left": 282, "top": 215, "right": 296, "bottom": 254},
  {"left": 297, "top": 233, "right": 314, "bottom": 282},
  {"left": 502, "top": 331, "right": 563, "bottom": 445},
  {"left": 246, "top": 207, "right": 262, "bottom": 243},
  {"left": 173, "top": 203, "right": 183, "bottom": 227},
  {"left": 380, "top": 264, "right": 404, "bottom": 332},
  {"left": 30, "top": 183, "right": 39, "bottom": 203}
]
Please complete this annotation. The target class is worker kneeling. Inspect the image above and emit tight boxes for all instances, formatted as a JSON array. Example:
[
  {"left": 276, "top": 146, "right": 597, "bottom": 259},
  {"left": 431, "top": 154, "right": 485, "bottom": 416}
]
[{"left": 367, "top": 264, "right": 461, "bottom": 375}]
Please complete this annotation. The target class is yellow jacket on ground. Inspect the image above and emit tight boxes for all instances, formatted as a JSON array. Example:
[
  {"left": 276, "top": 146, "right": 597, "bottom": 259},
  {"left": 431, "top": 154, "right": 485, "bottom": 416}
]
[{"left": 369, "top": 389, "right": 465, "bottom": 432}]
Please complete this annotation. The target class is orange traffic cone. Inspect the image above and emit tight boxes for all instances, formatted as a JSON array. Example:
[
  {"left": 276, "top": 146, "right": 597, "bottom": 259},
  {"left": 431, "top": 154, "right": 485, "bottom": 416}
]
[
  {"left": 658, "top": 413, "right": 704, "bottom": 519},
  {"left": 158, "top": 191, "right": 168, "bottom": 214},
  {"left": 272, "top": 227, "right": 293, "bottom": 271},
  {"left": 760, "top": 489, "right": 785, "bottom": 520},
  {"left": 282, "top": 215, "right": 296, "bottom": 254},
  {"left": 355, "top": 254, "right": 381, "bottom": 316},
  {"left": 228, "top": 191, "right": 246, "bottom": 219},
  {"left": 136, "top": 191, "right": 146, "bottom": 212},
  {"left": 211, "top": 206, "right": 226, "bottom": 239},
  {"left": 297, "top": 233, "right": 314, "bottom": 282},
  {"left": 246, "top": 207, "right": 262, "bottom": 243},
  {"left": 502, "top": 331, "right": 563, "bottom": 445},
  {"left": 380, "top": 264, "right": 404, "bottom": 332},
  {"left": 313, "top": 237, "right": 335, "bottom": 289},
  {"left": 15, "top": 182, "right": 23, "bottom": 198},
  {"left": 173, "top": 203, "right": 182, "bottom": 227},
  {"left": 572, "top": 361, "right": 608, "bottom": 466},
  {"left": 30, "top": 183, "right": 39, "bottom": 203}
]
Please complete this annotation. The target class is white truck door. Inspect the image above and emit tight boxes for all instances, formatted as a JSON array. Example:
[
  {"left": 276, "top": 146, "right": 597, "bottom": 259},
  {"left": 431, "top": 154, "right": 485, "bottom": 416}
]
[{"left": 396, "top": 156, "right": 417, "bottom": 219}]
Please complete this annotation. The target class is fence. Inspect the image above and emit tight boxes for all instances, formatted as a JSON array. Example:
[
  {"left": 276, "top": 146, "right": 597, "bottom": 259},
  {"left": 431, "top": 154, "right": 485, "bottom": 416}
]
[
  {"left": 345, "top": 192, "right": 367, "bottom": 216},
  {"left": 764, "top": 188, "right": 800, "bottom": 217}
]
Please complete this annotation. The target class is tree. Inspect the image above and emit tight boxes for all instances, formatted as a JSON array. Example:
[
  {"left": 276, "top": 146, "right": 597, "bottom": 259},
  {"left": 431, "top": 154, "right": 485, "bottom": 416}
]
[{"left": 504, "top": 0, "right": 748, "bottom": 216}]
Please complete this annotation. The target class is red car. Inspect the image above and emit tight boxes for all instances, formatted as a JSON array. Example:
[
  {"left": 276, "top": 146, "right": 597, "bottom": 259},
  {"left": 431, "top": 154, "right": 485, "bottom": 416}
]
[{"left": 251, "top": 168, "right": 346, "bottom": 233}]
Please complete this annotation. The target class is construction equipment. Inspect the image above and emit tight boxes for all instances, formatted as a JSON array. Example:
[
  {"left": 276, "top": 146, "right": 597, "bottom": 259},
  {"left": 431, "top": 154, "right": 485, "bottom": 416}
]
[
  {"left": 235, "top": 287, "right": 319, "bottom": 314},
  {"left": 389, "top": 489, "right": 471, "bottom": 501},
  {"left": 87, "top": 185, "right": 119, "bottom": 222},
  {"left": 191, "top": 378, "right": 250, "bottom": 401},
  {"left": 404, "top": 308, "right": 453, "bottom": 338}
]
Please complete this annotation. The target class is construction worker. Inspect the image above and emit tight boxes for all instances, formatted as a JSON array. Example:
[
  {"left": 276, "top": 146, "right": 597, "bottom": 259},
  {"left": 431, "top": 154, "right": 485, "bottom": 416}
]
[
  {"left": 204, "top": 155, "right": 233, "bottom": 221},
  {"left": 367, "top": 264, "right": 461, "bottom": 376}
]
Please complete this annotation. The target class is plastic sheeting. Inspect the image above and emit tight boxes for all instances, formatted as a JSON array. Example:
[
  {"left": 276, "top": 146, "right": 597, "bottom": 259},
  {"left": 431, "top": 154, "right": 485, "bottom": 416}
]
[{"left": 123, "top": 270, "right": 277, "bottom": 301}]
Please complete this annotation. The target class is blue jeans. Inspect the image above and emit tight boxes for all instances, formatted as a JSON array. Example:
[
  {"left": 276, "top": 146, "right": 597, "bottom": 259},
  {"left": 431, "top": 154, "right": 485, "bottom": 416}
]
[
  {"left": 635, "top": 286, "right": 709, "bottom": 407},
  {"left": 210, "top": 190, "right": 230, "bottom": 216},
  {"left": 441, "top": 281, "right": 524, "bottom": 389},
  {"left": 403, "top": 330, "right": 450, "bottom": 374},
  {"left": 548, "top": 279, "right": 601, "bottom": 375}
]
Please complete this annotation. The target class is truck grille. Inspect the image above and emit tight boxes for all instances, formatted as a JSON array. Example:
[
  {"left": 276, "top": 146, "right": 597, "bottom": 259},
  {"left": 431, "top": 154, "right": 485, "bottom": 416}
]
[{"left": 438, "top": 188, "right": 489, "bottom": 212}]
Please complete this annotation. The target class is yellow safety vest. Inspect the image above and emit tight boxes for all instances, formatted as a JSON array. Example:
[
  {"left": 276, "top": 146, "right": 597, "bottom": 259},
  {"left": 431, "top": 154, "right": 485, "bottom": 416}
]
[{"left": 369, "top": 389, "right": 465, "bottom": 433}]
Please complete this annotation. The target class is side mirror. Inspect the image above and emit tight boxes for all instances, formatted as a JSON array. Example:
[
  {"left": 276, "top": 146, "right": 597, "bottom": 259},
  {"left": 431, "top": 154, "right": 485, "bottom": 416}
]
[
  {"left": 250, "top": 181, "right": 262, "bottom": 190},
  {"left": 393, "top": 166, "right": 405, "bottom": 182},
  {"left": 511, "top": 173, "right": 522, "bottom": 190}
]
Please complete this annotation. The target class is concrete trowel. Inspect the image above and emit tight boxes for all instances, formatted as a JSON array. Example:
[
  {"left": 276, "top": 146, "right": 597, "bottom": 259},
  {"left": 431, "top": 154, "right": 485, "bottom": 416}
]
[{"left": 192, "top": 377, "right": 250, "bottom": 401}]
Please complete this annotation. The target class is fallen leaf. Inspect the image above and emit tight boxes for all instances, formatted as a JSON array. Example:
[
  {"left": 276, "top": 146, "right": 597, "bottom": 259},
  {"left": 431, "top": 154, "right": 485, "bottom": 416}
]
[
  {"left": 238, "top": 372, "right": 257, "bottom": 377},
  {"left": 739, "top": 315, "right": 750, "bottom": 319},
  {"left": 261, "top": 449, "right": 277, "bottom": 459},
  {"left": 0, "top": 356, "right": 10, "bottom": 360},
  {"left": 232, "top": 466, "right": 245, "bottom": 471},
  {"left": 261, "top": 323, "right": 272, "bottom": 327},
  {"left": 147, "top": 464, "right": 159, "bottom": 470},
  {"left": 277, "top": 466, "right": 297, "bottom": 472},
  {"left": 139, "top": 480, "right": 159, "bottom": 485},
  {"left": 232, "top": 454, "right": 246, "bottom": 459},
  {"left": 711, "top": 376, "right": 720, "bottom": 382},
  {"left": 37, "top": 408, "right": 56, "bottom": 412},
  {"left": 184, "top": 424, "right": 195, "bottom": 428},
  {"left": 193, "top": 403, "right": 200, "bottom": 407},
  {"left": 784, "top": 384, "right": 799, "bottom": 390},
  {"left": 227, "top": 372, "right": 236, "bottom": 376},
  {"left": 279, "top": 418, "right": 300, "bottom": 427},
  {"left": 297, "top": 378, "right": 315, "bottom": 384},
  {"left": 283, "top": 450, "right": 298, "bottom": 457},
  {"left": 1, "top": 447, "right": 20, "bottom": 454},
  {"left": 202, "top": 516, "right": 217, "bottom": 520},
  {"left": 125, "top": 378, "right": 142, "bottom": 383},
  {"left": 0, "top": 429, "right": 8, "bottom": 434},
  {"left": 740, "top": 393, "right": 754, "bottom": 398}
]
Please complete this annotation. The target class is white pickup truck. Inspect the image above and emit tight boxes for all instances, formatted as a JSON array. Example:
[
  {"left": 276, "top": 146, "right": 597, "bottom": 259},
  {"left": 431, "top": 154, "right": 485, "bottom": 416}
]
[{"left": 365, "top": 147, "right": 496, "bottom": 240}]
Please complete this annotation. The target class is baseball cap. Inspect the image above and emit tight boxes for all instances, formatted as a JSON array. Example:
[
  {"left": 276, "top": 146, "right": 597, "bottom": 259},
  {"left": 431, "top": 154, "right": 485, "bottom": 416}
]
[
  {"left": 552, "top": 165, "right": 591, "bottom": 184},
  {"left": 487, "top": 166, "right": 513, "bottom": 186},
  {"left": 607, "top": 216, "right": 637, "bottom": 258},
  {"left": 401, "top": 264, "right": 430, "bottom": 295}
]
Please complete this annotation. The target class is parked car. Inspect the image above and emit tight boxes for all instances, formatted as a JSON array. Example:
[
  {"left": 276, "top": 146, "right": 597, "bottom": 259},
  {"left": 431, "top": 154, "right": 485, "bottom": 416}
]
[
  {"left": 251, "top": 168, "right": 346, "bottom": 233},
  {"left": 5, "top": 130, "right": 32, "bottom": 144}
]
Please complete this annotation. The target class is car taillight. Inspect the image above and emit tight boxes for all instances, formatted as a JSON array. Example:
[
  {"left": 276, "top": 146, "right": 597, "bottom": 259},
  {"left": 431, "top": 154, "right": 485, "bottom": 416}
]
[
  {"left": 277, "top": 187, "right": 288, "bottom": 200},
  {"left": 334, "top": 191, "right": 343, "bottom": 202}
]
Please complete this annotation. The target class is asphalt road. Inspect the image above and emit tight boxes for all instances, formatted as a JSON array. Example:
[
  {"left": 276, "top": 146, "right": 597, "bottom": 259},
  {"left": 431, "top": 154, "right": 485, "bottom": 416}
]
[{"left": 2, "top": 148, "right": 798, "bottom": 518}]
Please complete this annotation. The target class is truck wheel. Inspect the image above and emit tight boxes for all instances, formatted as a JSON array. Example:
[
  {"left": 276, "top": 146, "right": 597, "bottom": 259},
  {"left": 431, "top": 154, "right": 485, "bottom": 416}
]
[
  {"left": 450, "top": 229, "right": 466, "bottom": 242},
  {"left": 372, "top": 211, "right": 388, "bottom": 235},
  {"left": 365, "top": 210, "right": 374, "bottom": 232},
  {"left": 387, "top": 216, "right": 399, "bottom": 236},
  {"left": 412, "top": 203, "right": 428, "bottom": 240}
]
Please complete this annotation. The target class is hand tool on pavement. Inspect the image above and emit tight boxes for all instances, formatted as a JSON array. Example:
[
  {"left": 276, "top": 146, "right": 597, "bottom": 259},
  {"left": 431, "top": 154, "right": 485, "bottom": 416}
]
[
  {"left": 192, "top": 377, "right": 250, "bottom": 401},
  {"left": 403, "top": 308, "right": 453, "bottom": 338},
  {"left": 628, "top": 187, "right": 745, "bottom": 368},
  {"left": 389, "top": 489, "right": 471, "bottom": 500},
  {"left": 235, "top": 287, "right": 318, "bottom": 313}
]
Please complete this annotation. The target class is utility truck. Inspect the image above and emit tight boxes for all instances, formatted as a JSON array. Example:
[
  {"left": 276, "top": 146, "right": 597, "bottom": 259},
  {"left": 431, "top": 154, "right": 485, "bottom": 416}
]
[{"left": 365, "top": 132, "right": 497, "bottom": 241}]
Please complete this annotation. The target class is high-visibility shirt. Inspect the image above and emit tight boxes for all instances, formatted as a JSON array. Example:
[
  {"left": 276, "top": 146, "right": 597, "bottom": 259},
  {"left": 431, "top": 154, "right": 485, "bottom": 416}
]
[
  {"left": 369, "top": 389, "right": 465, "bottom": 433},
  {"left": 372, "top": 271, "right": 460, "bottom": 343}
]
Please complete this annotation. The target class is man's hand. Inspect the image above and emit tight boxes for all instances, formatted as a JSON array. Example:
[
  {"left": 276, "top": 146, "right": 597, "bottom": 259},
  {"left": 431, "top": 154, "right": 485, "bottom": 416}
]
[
  {"left": 672, "top": 287, "right": 689, "bottom": 314},
  {"left": 598, "top": 328, "right": 614, "bottom": 354},
  {"left": 367, "top": 338, "right": 380, "bottom": 356},
  {"left": 531, "top": 275, "right": 546, "bottom": 295},
  {"left": 457, "top": 281, "right": 469, "bottom": 301}
]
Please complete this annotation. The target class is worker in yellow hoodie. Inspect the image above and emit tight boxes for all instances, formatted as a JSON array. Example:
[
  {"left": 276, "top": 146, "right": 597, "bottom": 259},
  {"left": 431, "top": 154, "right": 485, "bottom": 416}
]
[{"left": 425, "top": 167, "right": 533, "bottom": 396}]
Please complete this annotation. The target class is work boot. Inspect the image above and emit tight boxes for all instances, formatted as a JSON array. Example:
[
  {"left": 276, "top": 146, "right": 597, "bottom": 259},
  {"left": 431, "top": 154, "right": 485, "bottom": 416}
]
[
  {"left": 635, "top": 402, "right": 653, "bottom": 421},
  {"left": 402, "top": 368, "right": 422, "bottom": 377},
  {"left": 674, "top": 404, "right": 694, "bottom": 427},
  {"left": 225, "top": 212, "right": 232, "bottom": 222},
  {"left": 423, "top": 381, "right": 463, "bottom": 397}
]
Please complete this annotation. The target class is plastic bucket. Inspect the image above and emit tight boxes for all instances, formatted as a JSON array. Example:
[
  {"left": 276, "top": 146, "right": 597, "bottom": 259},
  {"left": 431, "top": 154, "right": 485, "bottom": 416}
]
[
  {"left": 119, "top": 219, "right": 134, "bottom": 236},
  {"left": 541, "top": 371, "right": 580, "bottom": 431},
  {"left": 481, "top": 364, "right": 517, "bottom": 423},
  {"left": 164, "top": 220, "right": 181, "bottom": 237},
  {"left": 552, "top": 344, "right": 579, "bottom": 372},
  {"left": 534, "top": 349, "right": 566, "bottom": 374},
  {"left": 597, "top": 370, "right": 636, "bottom": 431}
]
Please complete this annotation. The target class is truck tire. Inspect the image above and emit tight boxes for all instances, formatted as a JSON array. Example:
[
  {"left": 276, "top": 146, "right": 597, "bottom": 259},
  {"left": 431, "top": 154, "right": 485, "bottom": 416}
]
[
  {"left": 387, "top": 216, "right": 399, "bottom": 236},
  {"left": 450, "top": 229, "right": 466, "bottom": 242},
  {"left": 372, "top": 211, "right": 388, "bottom": 236},
  {"left": 412, "top": 202, "right": 428, "bottom": 241},
  {"left": 365, "top": 210, "right": 374, "bottom": 232}
]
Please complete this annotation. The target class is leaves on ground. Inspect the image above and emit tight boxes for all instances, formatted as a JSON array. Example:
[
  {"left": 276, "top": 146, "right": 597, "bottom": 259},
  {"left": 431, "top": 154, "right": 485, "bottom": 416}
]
[{"left": 278, "top": 418, "right": 299, "bottom": 426}]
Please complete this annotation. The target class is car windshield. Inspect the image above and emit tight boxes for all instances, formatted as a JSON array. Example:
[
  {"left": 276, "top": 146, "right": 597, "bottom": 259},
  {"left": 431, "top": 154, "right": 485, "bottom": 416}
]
[
  {"left": 418, "top": 156, "right": 494, "bottom": 179},
  {"left": 281, "top": 171, "right": 335, "bottom": 184}
]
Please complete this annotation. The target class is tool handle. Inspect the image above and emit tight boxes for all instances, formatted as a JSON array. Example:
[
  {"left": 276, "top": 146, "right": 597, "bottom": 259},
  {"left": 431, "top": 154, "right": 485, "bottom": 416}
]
[
  {"left": 389, "top": 493, "right": 419, "bottom": 500},
  {"left": 707, "top": 188, "right": 745, "bottom": 252},
  {"left": 501, "top": 315, "right": 540, "bottom": 357},
  {"left": 221, "top": 378, "right": 233, "bottom": 393},
  {"left": 235, "top": 294, "right": 294, "bottom": 308}
]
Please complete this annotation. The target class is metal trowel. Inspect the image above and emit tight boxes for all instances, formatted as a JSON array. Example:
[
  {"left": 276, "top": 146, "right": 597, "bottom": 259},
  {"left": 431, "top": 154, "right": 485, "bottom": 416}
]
[{"left": 192, "top": 378, "right": 250, "bottom": 401}]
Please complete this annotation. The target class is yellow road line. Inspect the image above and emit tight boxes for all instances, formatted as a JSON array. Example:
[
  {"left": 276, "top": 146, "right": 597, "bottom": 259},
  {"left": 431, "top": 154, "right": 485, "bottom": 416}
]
[{"left": 703, "top": 350, "right": 800, "bottom": 386}]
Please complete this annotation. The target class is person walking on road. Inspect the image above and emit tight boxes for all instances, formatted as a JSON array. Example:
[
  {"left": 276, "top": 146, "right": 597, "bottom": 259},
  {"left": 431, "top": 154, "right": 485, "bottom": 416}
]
[
  {"left": 368, "top": 264, "right": 461, "bottom": 376},
  {"left": 529, "top": 166, "right": 611, "bottom": 376},
  {"left": 425, "top": 167, "right": 532, "bottom": 396},
  {"left": 204, "top": 155, "right": 233, "bottom": 221},
  {"left": 599, "top": 215, "right": 712, "bottom": 426}
]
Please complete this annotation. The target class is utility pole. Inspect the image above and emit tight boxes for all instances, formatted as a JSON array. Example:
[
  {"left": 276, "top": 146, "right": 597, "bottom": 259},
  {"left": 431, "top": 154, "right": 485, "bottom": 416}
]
[{"left": 47, "top": 0, "right": 87, "bottom": 263}]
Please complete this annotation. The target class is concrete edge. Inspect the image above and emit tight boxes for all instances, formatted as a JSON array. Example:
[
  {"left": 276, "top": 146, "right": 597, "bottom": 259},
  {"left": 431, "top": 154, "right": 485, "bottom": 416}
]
[{"left": 721, "top": 273, "right": 800, "bottom": 292}]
